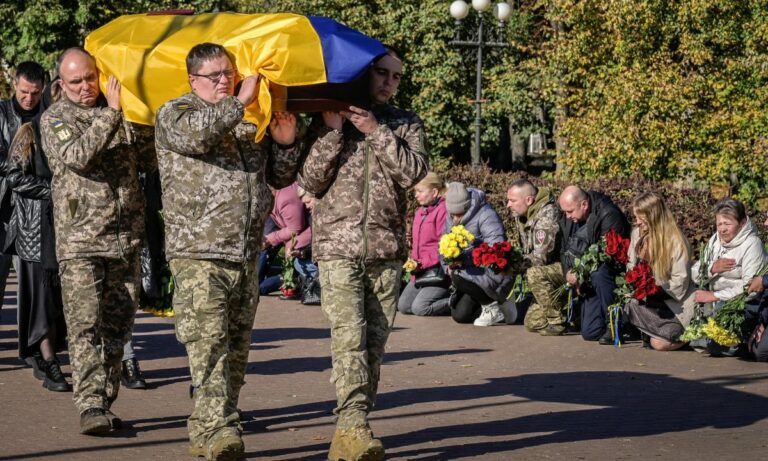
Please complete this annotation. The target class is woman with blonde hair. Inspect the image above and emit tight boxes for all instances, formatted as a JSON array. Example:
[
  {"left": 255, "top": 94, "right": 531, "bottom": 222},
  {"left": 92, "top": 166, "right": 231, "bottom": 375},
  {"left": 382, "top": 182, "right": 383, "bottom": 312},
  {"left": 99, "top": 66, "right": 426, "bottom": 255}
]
[
  {"left": 622, "top": 192, "right": 696, "bottom": 351},
  {"left": 398, "top": 171, "right": 451, "bottom": 316}
]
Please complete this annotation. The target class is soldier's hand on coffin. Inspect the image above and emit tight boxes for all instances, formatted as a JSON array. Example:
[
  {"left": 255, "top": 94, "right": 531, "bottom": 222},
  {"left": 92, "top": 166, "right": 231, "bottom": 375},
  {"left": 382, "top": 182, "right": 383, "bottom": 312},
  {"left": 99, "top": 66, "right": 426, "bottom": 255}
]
[
  {"left": 322, "top": 111, "right": 344, "bottom": 131},
  {"left": 106, "top": 75, "right": 122, "bottom": 111},
  {"left": 237, "top": 75, "right": 260, "bottom": 107},
  {"left": 342, "top": 106, "right": 378, "bottom": 135},
  {"left": 269, "top": 112, "right": 297, "bottom": 146}
]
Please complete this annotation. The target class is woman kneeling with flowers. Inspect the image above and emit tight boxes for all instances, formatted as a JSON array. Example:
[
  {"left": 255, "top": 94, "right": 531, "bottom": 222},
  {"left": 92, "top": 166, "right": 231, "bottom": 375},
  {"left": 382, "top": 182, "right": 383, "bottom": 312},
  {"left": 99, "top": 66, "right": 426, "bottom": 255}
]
[
  {"left": 441, "top": 182, "right": 514, "bottom": 326},
  {"left": 622, "top": 192, "right": 697, "bottom": 351}
]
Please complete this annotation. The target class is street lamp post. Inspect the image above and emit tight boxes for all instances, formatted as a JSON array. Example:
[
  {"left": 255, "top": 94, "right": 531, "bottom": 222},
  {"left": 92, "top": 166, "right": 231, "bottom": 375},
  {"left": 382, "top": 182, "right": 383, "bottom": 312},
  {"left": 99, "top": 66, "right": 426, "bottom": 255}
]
[{"left": 449, "top": 0, "right": 511, "bottom": 167}]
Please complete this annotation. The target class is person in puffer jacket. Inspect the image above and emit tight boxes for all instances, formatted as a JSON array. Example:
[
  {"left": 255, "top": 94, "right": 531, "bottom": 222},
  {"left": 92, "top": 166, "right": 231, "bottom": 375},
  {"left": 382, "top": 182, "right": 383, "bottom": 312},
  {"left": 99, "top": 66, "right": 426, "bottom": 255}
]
[
  {"left": 441, "top": 182, "right": 514, "bottom": 326},
  {"left": 692, "top": 198, "right": 768, "bottom": 356},
  {"left": 398, "top": 171, "right": 450, "bottom": 316},
  {"left": 298, "top": 45, "right": 428, "bottom": 461}
]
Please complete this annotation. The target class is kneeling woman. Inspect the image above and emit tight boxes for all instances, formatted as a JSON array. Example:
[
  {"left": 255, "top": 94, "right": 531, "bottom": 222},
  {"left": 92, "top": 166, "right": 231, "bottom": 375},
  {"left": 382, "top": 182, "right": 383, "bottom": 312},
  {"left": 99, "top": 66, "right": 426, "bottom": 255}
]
[
  {"left": 622, "top": 192, "right": 696, "bottom": 351},
  {"left": 441, "top": 182, "right": 514, "bottom": 327}
]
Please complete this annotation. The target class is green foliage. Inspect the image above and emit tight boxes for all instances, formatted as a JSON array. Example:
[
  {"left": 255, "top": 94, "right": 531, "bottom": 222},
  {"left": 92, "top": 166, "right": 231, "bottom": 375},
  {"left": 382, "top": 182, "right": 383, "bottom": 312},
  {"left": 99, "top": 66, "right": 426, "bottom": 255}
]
[
  {"left": 2, "top": 0, "right": 766, "bottom": 200},
  {"left": 548, "top": 0, "right": 768, "bottom": 206}
]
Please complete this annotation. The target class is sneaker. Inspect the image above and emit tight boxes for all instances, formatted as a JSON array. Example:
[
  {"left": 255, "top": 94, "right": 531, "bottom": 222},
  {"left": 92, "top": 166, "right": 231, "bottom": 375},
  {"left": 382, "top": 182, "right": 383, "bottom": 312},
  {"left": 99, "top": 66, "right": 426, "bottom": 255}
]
[
  {"left": 473, "top": 302, "right": 505, "bottom": 327},
  {"left": 25, "top": 354, "right": 46, "bottom": 381},
  {"left": 42, "top": 358, "right": 71, "bottom": 392},
  {"left": 328, "top": 425, "right": 385, "bottom": 461},
  {"left": 79, "top": 408, "right": 111, "bottom": 435},
  {"left": 121, "top": 358, "right": 147, "bottom": 390}
]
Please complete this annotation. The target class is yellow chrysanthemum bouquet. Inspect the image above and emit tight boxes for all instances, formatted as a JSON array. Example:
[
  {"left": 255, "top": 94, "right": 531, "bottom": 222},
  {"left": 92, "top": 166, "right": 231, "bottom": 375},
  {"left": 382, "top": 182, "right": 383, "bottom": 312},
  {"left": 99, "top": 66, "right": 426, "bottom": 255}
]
[{"left": 438, "top": 225, "right": 475, "bottom": 267}]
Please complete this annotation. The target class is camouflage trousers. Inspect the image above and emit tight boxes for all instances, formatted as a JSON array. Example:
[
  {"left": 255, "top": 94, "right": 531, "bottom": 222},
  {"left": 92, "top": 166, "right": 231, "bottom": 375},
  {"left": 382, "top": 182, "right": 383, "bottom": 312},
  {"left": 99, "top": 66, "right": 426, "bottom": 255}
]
[
  {"left": 170, "top": 258, "right": 259, "bottom": 446},
  {"left": 318, "top": 259, "right": 402, "bottom": 429},
  {"left": 59, "top": 255, "right": 140, "bottom": 414},
  {"left": 524, "top": 262, "right": 567, "bottom": 331}
]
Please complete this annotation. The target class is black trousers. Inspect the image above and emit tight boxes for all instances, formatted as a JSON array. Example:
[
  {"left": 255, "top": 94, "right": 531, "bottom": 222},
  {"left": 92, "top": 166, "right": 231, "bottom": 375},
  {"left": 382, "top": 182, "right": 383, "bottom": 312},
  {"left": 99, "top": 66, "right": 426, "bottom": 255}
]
[{"left": 451, "top": 274, "right": 494, "bottom": 324}]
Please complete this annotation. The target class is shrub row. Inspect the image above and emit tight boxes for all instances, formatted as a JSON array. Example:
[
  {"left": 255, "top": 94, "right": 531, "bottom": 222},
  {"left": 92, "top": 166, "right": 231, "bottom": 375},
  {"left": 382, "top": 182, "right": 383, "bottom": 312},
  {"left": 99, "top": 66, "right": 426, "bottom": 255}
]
[{"left": 407, "top": 164, "right": 768, "bottom": 251}]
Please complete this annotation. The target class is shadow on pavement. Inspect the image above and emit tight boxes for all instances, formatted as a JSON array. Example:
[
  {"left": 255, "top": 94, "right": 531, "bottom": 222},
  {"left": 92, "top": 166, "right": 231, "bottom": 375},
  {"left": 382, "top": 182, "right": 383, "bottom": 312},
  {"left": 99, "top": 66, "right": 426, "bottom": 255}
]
[
  {"left": 385, "top": 371, "right": 768, "bottom": 460},
  {"left": 251, "top": 371, "right": 768, "bottom": 459},
  {"left": 247, "top": 348, "right": 491, "bottom": 376}
]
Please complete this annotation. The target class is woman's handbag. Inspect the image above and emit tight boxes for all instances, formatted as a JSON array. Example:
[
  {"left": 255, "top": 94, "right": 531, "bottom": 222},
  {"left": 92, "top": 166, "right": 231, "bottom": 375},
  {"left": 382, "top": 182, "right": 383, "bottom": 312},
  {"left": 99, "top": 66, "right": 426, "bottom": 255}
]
[{"left": 414, "top": 265, "right": 450, "bottom": 289}]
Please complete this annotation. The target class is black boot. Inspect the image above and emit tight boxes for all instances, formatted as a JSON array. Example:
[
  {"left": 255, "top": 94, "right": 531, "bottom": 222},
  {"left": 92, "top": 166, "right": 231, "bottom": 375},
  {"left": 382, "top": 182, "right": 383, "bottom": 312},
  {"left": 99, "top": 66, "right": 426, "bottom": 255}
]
[
  {"left": 121, "top": 358, "right": 147, "bottom": 389},
  {"left": 42, "top": 358, "right": 71, "bottom": 392},
  {"left": 301, "top": 277, "right": 321, "bottom": 305},
  {"left": 598, "top": 329, "right": 614, "bottom": 345}
]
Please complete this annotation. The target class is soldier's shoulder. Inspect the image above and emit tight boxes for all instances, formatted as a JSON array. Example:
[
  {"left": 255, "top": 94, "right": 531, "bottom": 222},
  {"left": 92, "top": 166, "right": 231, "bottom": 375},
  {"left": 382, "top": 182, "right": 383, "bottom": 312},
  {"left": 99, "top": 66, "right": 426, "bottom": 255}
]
[
  {"left": 40, "top": 102, "right": 72, "bottom": 141},
  {"left": 158, "top": 93, "right": 197, "bottom": 118},
  {"left": 42, "top": 100, "right": 67, "bottom": 120},
  {"left": 536, "top": 203, "right": 561, "bottom": 224},
  {"left": 381, "top": 105, "right": 422, "bottom": 126}
]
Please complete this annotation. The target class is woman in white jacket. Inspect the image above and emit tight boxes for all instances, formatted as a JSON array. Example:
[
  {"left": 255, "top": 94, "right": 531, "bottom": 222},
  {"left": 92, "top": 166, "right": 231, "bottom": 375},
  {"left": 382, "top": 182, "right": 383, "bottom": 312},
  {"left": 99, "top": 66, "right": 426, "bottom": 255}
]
[
  {"left": 692, "top": 198, "right": 767, "bottom": 308},
  {"left": 691, "top": 198, "right": 767, "bottom": 355}
]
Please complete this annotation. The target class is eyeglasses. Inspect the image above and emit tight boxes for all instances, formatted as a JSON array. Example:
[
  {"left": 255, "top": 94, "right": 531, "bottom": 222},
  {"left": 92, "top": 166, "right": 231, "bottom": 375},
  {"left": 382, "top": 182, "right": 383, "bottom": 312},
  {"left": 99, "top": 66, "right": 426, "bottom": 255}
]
[{"left": 191, "top": 69, "right": 236, "bottom": 84}]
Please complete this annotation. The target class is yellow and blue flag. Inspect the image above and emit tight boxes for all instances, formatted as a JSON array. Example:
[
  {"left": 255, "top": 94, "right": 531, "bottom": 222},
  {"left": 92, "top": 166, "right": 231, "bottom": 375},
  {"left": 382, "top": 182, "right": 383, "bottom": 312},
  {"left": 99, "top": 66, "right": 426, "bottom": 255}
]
[{"left": 84, "top": 12, "right": 385, "bottom": 140}]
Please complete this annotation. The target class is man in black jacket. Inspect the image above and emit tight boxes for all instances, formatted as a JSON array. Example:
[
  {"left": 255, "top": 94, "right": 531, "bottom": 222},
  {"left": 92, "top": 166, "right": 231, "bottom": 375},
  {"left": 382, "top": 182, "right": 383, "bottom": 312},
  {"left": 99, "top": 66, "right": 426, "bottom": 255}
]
[
  {"left": 559, "top": 185, "right": 630, "bottom": 342},
  {"left": 0, "top": 62, "right": 46, "bottom": 319}
]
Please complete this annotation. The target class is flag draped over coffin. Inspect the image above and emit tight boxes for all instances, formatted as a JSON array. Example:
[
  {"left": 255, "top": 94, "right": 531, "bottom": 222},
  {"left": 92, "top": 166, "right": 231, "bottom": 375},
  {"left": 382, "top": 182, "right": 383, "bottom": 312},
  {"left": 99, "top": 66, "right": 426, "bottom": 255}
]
[{"left": 84, "top": 12, "right": 385, "bottom": 140}]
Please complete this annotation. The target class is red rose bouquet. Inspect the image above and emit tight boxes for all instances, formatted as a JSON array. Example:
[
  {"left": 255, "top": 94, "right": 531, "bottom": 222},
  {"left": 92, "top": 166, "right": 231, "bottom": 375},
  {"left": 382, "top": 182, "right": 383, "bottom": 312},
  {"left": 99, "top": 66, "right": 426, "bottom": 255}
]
[
  {"left": 604, "top": 228, "right": 630, "bottom": 265},
  {"left": 622, "top": 260, "right": 659, "bottom": 300},
  {"left": 471, "top": 241, "right": 525, "bottom": 274}
]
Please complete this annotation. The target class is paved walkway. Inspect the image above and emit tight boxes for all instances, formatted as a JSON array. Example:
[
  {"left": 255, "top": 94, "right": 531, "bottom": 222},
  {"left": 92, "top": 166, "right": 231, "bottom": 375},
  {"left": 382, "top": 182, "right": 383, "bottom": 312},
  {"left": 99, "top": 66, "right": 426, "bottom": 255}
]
[{"left": 1, "top": 275, "right": 767, "bottom": 460}]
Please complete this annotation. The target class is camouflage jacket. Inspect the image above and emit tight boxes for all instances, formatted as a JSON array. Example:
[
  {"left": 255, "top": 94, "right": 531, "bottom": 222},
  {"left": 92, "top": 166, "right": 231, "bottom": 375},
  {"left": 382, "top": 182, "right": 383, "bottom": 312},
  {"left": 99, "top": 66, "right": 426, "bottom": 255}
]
[
  {"left": 298, "top": 104, "right": 428, "bottom": 262},
  {"left": 155, "top": 93, "right": 299, "bottom": 263},
  {"left": 41, "top": 96, "right": 150, "bottom": 261},
  {"left": 514, "top": 187, "right": 561, "bottom": 267}
]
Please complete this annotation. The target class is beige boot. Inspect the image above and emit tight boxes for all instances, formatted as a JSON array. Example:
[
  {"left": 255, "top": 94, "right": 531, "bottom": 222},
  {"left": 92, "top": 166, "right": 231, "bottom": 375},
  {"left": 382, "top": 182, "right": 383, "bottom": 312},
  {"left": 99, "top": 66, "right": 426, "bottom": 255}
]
[
  {"left": 189, "top": 443, "right": 206, "bottom": 458},
  {"left": 205, "top": 428, "right": 244, "bottom": 461},
  {"left": 328, "top": 426, "right": 385, "bottom": 461}
]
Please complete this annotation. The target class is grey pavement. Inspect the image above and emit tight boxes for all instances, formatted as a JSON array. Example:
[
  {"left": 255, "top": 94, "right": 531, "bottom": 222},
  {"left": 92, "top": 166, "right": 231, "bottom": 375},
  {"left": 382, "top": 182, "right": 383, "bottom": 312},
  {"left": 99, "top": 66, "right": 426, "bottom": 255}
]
[{"left": 1, "top": 276, "right": 767, "bottom": 460}]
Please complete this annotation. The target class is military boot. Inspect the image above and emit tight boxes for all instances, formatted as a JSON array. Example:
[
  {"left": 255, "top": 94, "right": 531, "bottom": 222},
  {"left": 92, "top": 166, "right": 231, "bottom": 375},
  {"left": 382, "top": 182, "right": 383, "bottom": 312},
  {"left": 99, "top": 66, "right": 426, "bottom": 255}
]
[
  {"left": 79, "top": 408, "right": 111, "bottom": 435},
  {"left": 539, "top": 324, "right": 566, "bottom": 336},
  {"left": 328, "top": 426, "right": 385, "bottom": 461},
  {"left": 206, "top": 427, "right": 244, "bottom": 461}
]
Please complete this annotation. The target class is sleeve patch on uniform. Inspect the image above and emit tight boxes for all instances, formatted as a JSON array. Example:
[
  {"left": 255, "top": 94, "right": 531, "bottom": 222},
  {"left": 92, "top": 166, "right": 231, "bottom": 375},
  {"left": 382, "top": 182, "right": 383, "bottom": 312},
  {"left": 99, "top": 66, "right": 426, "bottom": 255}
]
[
  {"left": 51, "top": 120, "right": 73, "bottom": 143},
  {"left": 173, "top": 103, "right": 191, "bottom": 111}
]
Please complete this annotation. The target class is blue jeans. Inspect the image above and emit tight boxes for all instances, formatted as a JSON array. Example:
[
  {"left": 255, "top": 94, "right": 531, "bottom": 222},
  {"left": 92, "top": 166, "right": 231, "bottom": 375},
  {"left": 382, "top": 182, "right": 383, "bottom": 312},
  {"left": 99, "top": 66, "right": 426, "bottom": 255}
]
[
  {"left": 294, "top": 257, "right": 319, "bottom": 280},
  {"left": 580, "top": 264, "right": 618, "bottom": 341},
  {"left": 258, "top": 249, "right": 283, "bottom": 295}
]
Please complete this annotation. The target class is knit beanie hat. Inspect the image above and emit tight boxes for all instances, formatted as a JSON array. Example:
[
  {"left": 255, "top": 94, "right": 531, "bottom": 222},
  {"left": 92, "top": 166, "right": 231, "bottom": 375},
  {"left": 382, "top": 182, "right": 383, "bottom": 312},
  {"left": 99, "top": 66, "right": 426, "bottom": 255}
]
[{"left": 445, "top": 182, "right": 471, "bottom": 215}]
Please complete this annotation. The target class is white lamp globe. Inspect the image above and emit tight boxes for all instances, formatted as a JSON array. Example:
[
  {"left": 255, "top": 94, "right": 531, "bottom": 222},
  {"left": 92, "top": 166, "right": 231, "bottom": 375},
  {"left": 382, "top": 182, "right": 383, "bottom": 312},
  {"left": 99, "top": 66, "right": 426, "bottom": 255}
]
[
  {"left": 472, "top": 0, "right": 492, "bottom": 12},
  {"left": 450, "top": 0, "right": 470, "bottom": 20},
  {"left": 494, "top": 2, "right": 512, "bottom": 21}
]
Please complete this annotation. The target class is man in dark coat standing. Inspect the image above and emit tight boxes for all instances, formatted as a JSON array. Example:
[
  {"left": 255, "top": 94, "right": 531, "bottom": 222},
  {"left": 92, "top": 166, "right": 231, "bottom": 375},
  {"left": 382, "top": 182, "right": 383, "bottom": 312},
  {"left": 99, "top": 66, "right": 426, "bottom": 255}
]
[{"left": 0, "top": 61, "right": 46, "bottom": 319}]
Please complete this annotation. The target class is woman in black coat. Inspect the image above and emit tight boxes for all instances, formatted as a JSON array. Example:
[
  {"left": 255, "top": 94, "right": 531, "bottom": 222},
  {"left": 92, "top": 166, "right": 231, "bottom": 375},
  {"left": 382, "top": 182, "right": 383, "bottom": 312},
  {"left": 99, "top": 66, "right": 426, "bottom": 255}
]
[{"left": 6, "top": 102, "right": 69, "bottom": 392}]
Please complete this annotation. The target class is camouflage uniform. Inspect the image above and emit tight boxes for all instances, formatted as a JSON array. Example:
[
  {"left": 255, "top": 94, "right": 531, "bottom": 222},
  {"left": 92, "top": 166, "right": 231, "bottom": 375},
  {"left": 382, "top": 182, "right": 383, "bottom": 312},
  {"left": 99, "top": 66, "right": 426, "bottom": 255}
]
[
  {"left": 40, "top": 96, "right": 149, "bottom": 414},
  {"left": 510, "top": 188, "right": 567, "bottom": 332},
  {"left": 154, "top": 92, "right": 299, "bottom": 447},
  {"left": 299, "top": 105, "right": 428, "bottom": 430}
]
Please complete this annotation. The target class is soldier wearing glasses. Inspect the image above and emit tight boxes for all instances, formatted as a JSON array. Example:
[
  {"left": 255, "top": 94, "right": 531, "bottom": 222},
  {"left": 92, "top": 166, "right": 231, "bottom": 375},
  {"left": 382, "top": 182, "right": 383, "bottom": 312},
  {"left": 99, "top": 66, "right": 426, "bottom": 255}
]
[{"left": 154, "top": 43, "right": 299, "bottom": 460}]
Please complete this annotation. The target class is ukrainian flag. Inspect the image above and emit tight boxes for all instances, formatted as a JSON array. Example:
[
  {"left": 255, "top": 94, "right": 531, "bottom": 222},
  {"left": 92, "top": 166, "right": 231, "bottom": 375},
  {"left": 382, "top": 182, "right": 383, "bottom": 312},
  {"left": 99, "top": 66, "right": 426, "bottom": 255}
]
[{"left": 84, "top": 12, "right": 385, "bottom": 140}]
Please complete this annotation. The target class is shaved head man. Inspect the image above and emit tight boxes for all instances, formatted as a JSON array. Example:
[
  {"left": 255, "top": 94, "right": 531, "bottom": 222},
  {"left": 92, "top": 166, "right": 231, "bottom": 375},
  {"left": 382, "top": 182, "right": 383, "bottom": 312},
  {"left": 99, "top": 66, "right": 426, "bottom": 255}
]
[
  {"left": 41, "top": 47, "right": 151, "bottom": 435},
  {"left": 557, "top": 185, "right": 629, "bottom": 343},
  {"left": 558, "top": 185, "right": 591, "bottom": 223}
]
